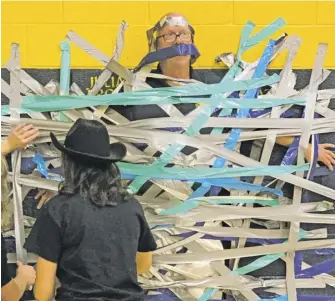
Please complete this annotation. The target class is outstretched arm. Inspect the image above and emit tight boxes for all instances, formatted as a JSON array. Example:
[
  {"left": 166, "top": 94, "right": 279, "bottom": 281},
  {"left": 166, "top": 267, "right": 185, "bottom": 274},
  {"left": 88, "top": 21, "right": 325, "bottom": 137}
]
[
  {"left": 276, "top": 136, "right": 335, "bottom": 171},
  {"left": 2, "top": 124, "right": 39, "bottom": 155}
]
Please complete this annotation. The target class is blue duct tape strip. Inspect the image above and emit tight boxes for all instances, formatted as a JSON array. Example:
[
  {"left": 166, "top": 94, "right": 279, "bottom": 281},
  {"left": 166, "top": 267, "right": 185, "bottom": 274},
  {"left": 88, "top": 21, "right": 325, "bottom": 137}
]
[
  {"left": 208, "top": 39, "right": 275, "bottom": 197},
  {"left": 32, "top": 153, "right": 49, "bottom": 179},
  {"left": 198, "top": 17, "right": 286, "bottom": 301},
  {"left": 258, "top": 296, "right": 335, "bottom": 301},
  {"left": 296, "top": 258, "right": 335, "bottom": 278},
  {"left": 309, "top": 131, "right": 319, "bottom": 180},
  {"left": 294, "top": 251, "right": 303, "bottom": 274},
  {"left": 134, "top": 44, "right": 200, "bottom": 72}
]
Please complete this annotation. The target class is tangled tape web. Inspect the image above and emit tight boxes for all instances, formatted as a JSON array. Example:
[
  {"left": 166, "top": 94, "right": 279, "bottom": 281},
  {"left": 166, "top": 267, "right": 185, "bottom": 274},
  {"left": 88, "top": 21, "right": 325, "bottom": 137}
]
[{"left": 1, "top": 17, "right": 335, "bottom": 301}]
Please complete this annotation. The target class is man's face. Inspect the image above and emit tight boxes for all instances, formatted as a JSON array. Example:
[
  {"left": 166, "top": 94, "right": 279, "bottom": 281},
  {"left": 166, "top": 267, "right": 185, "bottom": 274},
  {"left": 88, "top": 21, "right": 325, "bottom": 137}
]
[{"left": 156, "top": 25, "right": 193, "bottom": 50}]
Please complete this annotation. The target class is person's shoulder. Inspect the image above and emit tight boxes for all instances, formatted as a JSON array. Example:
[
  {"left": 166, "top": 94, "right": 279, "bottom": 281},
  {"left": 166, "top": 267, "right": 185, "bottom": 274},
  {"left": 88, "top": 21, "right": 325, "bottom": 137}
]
[
  {"left": 123, "top": 196, "right": 144, "bottom": 214},
  {"left": 43, "top": 194, "right": 77, "bottom": 215}
]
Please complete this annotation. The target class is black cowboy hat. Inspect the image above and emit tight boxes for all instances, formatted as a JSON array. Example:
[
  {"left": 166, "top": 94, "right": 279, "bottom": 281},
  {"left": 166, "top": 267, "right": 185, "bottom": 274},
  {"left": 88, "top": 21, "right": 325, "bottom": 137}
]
[{"left": 50, "top": 118, "right": 126, "bottom": 162}]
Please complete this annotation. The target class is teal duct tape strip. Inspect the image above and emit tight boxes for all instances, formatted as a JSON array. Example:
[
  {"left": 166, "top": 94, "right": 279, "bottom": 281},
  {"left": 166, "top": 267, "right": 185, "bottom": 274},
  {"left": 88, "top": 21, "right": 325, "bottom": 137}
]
[
  {"left": 1, "top": 75, "right": 296, "bottom": 115},
  {"left": 59, "top": 40, "right": 71, "bottom": 121},
  {"left": 0, "top": 95, "right": 304, "bottom": 115},
  {"left": 230, "top": 229, "right": 306, "bottom": 275},
  {"left": 119, "top": 162, "right": 309, "bottom": 181},
  {"left": 60, "top": 40, "right": 71, "bottom": 96}
]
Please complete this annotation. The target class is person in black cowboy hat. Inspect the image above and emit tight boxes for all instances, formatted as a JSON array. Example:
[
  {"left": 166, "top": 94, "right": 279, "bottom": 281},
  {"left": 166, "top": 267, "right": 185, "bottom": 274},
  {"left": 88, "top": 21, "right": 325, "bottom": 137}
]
[{"left": 28, "top": 119, "right": 157, "bottom": 301}]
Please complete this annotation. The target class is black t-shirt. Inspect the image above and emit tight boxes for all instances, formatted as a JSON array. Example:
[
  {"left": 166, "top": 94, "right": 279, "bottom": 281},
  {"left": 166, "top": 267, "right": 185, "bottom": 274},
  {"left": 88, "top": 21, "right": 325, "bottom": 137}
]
[
  {"left": 31, "top": 194, "right": 157, "bottom": 301},
  {"left": 1, "top": 234, "right": 11, "bottom": 287}
]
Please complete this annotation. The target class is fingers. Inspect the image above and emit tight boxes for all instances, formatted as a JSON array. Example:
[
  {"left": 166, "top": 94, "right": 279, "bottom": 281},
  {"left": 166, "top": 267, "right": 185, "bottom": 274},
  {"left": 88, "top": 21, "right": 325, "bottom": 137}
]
[
  {"left": 35, "top": 189, "right": 46, "bottom": 200},
  {"left": 321, "top": 143, "right": 335, "bottom": 150},
  {"left": 326, "top": 150, "right": 335, "bottom": 160},
  {"left": 21, "top": 127, "right": 38, "bottom": 138},
  {"left": 22, "top": 130, "right": 39, "bottom": 144},
  {"left": 16, "top": 261, "right": 23, "bottom": 267},
  {"left": 16, "top": 124, "right": 34, "bottom": 136},
  {"left": 13, "top": 123, "right": 27, "bottom": 133},
  {"left": 326, "top": 152, "right": 335, "bottom": 170},
  {"left": 37, "top": 196, "right": 47, "bottom": 209},
  {"left": 323, "top": 154, "right": 334, "bottom": 171}
]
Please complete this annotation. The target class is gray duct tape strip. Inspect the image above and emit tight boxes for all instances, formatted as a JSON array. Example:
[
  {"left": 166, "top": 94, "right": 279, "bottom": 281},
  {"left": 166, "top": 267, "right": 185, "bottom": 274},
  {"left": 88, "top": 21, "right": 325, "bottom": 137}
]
[
  {"left": 153, "top": 238, "right": 335, "bottom": 264},
  {"left": 287, "top": 43, "right": 328, "bottom": 301},
  {"left": 141, "top": 276, "right": 326, "bottom": 290},
  {"left": 6, "top": 60, "right": 51, "bottom": 95},
  {"left": 9, "top": 44, "right": 28, "bottom": 264},
  {"left": 89, "top": 21, "right": 128, "bottom": 96},
  {"left": 175, "top": 226, "right": 327, "bottom": 239},
  {"left": 119, "top": 117, "right": 334, "bottom": 130},
  {"left": 2, "top": 117, "right": 335, "bottom": 199},
  {"left": 146, "top": 203, "right": 335, "bottom": 225},
  {"left": 66, "top": 30, "right": 110, "bottom": 65}
]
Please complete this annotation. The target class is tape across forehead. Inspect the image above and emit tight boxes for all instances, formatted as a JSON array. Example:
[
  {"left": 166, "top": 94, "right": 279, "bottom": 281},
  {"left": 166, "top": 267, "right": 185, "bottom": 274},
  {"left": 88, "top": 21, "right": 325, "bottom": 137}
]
[
  {"left": 158, "top": 15, "right": 193, "bottom": 32},
  {"left": 146, "top": 15, "right": 196, "bottom": 53}
]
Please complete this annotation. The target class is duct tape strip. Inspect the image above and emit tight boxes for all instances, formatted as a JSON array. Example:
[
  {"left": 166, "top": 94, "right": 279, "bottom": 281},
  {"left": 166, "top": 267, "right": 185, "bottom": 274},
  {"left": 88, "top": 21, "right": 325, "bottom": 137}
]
[
  {"left": 147, "top": 204, "right": 335, "bottom": 225},
  {"left": 173, "top": 226, "right": 327, "bottom": 240},
  {"left": 66, "top": 30, "right": 110, "bottom": 65},
  {"left": 1, "top": 75, "right": 304, "bottom": 115},
  {"left": 9, "top": 43, "right": 28, "bottom": 264},
  {"left": 5, "top": 60, "right": 52, "bottom": 96},
  {"left": 57, "top": 40, "right": 72, "bottom": 122},
  {"left": 128, "top": 76, "right": 281, "bottom": 194},
  {"left": 66, "top": 29, "right": 183, "bottom": 120},
  {"left": 187, "top": 241, "right": 260, "bottom": 301},
  {"left": 297, "top": 258, "right": 335, "bottom": 278},
  {"left": 286, "top": 43, "right": 328, "bottom": 301},
  {"left": 89, "top": 21, "right": 128, "bottom": 97},
  {"left": 3, "top": 118, "right": 335, "bottom": 199},
  {"left": 60, "top": 40, "right": 71, "bottom": 96},
  {"left": 232, "top": 34, "right": 302, "bottom": 275},
  {"left": 153, "top": 239, "right": 335, "bottom": 265},
  {"left": 117, "top": 117, "right": 331, "bottom": 131},
  {"left": 210, "top": 39, "right": 275, "bottom": 198}
]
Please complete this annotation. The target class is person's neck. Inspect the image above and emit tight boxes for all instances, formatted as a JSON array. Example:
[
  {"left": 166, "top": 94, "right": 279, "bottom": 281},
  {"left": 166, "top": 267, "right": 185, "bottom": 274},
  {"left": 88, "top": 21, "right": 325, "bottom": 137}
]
[{"left": 160, "top": 62, "right": 190, "bottom": 80}]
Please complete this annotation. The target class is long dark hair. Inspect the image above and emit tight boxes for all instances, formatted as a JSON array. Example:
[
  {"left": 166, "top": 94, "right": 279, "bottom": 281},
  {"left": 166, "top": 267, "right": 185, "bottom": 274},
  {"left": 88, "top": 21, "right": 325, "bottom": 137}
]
[{"left": 59, "top": 153, "right": 131, "bottom": 207}]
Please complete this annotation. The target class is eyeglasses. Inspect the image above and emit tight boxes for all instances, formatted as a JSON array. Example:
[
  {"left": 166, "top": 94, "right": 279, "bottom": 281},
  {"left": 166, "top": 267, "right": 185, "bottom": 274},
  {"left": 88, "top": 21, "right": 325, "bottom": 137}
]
[{"left": 157, "top": 32, "right": 193, "bottom": 43}]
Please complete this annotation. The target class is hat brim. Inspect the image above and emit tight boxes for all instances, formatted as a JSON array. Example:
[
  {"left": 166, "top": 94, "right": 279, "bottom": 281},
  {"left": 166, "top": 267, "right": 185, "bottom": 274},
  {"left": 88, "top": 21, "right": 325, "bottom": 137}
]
[{"left": 50, "top": 133, "right": 126, "bottom": 162}]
